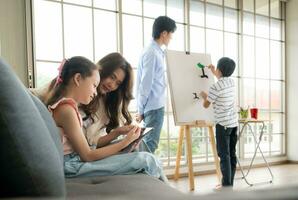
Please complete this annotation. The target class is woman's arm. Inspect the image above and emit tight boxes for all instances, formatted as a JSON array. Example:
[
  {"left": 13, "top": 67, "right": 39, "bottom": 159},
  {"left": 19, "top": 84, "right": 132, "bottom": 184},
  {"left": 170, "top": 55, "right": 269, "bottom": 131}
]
[{"left": 54, "top": 105, "right": 140, "bottom": 162}]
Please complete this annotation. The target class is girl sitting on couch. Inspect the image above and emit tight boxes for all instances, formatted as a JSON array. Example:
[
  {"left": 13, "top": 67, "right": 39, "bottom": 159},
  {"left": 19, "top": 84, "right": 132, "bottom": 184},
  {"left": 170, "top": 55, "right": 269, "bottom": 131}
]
[{"left": 46, "top": 56, "right": 167, "bottom": 181}]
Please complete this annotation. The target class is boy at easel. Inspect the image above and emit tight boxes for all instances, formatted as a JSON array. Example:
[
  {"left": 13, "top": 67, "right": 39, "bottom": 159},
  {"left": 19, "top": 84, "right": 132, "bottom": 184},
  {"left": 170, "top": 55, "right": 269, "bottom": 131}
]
[{"left": 199, "top": 57, "right": 238, "bottom": 190}]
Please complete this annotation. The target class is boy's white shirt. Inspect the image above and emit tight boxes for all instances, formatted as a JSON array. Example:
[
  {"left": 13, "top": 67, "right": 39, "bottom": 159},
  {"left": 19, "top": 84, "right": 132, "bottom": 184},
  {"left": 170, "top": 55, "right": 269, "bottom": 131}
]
[{"left": 207, "top": 77, "right": 238, "bottom": 128}]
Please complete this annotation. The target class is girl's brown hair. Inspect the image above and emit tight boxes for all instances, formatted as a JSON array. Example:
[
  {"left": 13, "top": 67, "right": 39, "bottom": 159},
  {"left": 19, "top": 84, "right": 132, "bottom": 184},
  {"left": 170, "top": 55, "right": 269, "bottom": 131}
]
[
  {"left": 81, "top": 52, "right": 133, "bottom": 133},
  {"left": 45, "top": 56, "right": 97, "bottom": 106}
]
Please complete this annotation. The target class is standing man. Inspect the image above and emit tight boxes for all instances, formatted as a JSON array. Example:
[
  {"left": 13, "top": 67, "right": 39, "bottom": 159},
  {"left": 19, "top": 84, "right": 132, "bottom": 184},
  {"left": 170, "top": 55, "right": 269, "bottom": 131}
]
[{"left": 136, "top": 16, "right": 176, "bottom": 153}]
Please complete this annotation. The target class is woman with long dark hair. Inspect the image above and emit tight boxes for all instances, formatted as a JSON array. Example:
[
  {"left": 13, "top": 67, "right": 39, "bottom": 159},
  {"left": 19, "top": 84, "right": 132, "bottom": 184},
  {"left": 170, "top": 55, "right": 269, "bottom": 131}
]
[{"left": 80, "top": 52, "right": 135, "bottom": 147}]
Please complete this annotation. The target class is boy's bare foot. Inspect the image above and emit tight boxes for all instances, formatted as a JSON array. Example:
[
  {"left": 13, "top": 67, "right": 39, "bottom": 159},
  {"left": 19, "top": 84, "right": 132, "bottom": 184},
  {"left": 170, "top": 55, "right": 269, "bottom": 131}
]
[
  {"left": 213, "top": 184, "right": 222, "bottom": 191},
  {"left": 213, "top": 184, "right": 233, "bottom": 192}
]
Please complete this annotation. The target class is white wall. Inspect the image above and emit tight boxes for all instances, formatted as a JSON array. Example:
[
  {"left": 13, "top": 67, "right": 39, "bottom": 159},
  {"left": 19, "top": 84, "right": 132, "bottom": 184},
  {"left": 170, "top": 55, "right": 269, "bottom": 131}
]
[
  {"left": 286, "top": 0, "right": 298, "bottom": 161},
  {"left": 0, "top": 0, "right": 28, "bottom": 85}
]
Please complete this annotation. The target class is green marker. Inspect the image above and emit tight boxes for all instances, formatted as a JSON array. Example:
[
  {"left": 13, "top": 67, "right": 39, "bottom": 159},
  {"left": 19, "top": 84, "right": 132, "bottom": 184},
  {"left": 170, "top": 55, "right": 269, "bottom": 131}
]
[{"left": 196, "top": 62, "right": 205, "bottom": 69}]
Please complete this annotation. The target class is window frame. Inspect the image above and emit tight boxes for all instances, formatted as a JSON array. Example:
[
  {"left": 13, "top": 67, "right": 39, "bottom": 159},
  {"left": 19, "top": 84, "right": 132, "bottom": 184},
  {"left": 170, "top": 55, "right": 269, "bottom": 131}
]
[{"left": 28, "top": 0, "right": 286, "bottom": 170}]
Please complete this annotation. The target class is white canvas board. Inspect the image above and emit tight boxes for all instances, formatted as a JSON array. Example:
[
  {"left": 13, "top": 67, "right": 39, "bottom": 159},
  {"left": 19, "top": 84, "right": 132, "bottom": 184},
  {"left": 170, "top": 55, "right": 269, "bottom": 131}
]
[{"left": 166, "top": 50, "right": 215, "bottom": 125}]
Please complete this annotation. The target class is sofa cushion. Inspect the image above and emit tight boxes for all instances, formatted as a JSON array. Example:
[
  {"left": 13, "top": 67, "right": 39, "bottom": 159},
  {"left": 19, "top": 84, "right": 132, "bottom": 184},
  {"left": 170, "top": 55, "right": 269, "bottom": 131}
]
[
  {"left": 30, "top": 94, "right": 63, "bottom": 164},
  {"left": 65, "top": 174, "right": 298, "bottom": 200},
  {"left": 66, "top": 174, "right": 187, "bottom": 200},
  {"left": 0, "top": 59, "right": 65, "bottom": 197}
]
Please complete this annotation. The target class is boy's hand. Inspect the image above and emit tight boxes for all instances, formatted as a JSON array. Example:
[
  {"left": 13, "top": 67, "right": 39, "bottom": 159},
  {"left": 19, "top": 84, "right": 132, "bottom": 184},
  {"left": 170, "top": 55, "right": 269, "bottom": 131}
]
[
  {"left": 200, "top": 91, "right": 207, "bottom": 100},
  {"left": 207, "top": 64, "right": 216, "bottom": 75},
  {"left": 200, "top": 91, "right": 211, "bottom": 108},
  {"left": 207, "top": 64, "right": 215, "bottom": 70}
]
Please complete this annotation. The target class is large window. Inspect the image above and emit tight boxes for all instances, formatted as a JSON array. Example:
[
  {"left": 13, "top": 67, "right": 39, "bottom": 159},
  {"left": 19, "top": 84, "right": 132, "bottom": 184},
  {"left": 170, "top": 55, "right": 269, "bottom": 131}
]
[{"left": 31, "top": 0, "right": 286, "bottom": 168}]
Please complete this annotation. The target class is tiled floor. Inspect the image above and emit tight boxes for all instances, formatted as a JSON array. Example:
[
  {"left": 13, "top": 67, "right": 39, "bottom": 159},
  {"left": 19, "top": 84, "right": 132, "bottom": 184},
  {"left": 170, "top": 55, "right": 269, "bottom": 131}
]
[{"left": 168, "top": 163, "right": 298, "bottom": 195}]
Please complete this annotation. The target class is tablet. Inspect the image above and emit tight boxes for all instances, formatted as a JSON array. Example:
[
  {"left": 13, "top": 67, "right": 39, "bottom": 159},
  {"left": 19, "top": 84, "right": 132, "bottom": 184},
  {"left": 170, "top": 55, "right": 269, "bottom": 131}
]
[
  {"left": 140, "top": 127, "right": 153, "bottom": 137},
  {"left": 121, "top": 127, "right": 153, "bottom": 153}
]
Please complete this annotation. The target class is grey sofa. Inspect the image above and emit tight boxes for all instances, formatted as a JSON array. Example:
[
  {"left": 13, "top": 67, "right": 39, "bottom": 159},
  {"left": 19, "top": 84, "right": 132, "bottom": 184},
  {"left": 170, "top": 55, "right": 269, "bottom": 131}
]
[{"left": 0, "top": 58, "right": 298, "bottom": 200}]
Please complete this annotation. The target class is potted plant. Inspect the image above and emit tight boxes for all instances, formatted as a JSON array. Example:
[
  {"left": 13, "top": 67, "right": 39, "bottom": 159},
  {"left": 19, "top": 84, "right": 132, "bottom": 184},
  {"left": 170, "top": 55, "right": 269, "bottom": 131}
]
[{"left": 239, "top": 106, "right": 249, "bottom": 119}]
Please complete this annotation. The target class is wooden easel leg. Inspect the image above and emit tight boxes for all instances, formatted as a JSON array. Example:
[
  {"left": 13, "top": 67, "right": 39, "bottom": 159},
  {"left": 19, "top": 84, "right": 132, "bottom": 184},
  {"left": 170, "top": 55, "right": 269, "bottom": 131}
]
[
  {"left": 208, "top": 126, "right": 222, "bottom": 183},
  {"left": 174, "top": 126, "right": 184, "bottom": 181},
  {"left": 185, "top": 125, "right": 195, "bottom": 191}
]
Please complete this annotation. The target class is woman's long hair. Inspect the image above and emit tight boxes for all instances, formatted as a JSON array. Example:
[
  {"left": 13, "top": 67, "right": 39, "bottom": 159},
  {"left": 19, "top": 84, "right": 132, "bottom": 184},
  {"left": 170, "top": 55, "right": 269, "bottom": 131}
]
[
  {"left": 81, "top": 52, "right": 133, "bottom": 133},
  {"left": 45, "top": 56, "right": 97, "bottom": 106}
]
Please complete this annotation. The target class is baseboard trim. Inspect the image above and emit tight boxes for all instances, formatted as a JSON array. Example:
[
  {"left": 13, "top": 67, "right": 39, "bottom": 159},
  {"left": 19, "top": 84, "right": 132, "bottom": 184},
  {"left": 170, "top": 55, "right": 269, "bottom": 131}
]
[
  {"left": 287, "top": 160, "right": 298, "bottom": 164},
  {"left": 166, "top": 158, "right": 289, "bottom": 179}
]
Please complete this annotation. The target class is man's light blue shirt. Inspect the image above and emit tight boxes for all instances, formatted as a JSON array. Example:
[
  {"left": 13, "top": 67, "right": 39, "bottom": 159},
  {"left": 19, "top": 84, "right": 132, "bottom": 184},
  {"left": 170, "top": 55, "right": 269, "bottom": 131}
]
[{"left": 136, "top": 40, "right": 166, "bottom": 115}]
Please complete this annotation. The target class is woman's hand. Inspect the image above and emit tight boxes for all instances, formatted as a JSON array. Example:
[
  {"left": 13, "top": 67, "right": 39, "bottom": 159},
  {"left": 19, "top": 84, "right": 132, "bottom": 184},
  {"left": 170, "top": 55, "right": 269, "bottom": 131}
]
[
  {"left": 124, "top": 126, "right": 141, "bottom": 145},
  {"left": 115, "top": 125, "right": 134, "bottom": 136}
]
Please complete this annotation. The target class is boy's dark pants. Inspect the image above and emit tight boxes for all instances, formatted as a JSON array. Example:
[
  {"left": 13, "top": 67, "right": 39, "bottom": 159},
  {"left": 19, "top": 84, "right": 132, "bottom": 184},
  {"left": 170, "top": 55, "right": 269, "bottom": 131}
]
[{"left": 216, "top": 124, "right": 238, "bottom": 186}]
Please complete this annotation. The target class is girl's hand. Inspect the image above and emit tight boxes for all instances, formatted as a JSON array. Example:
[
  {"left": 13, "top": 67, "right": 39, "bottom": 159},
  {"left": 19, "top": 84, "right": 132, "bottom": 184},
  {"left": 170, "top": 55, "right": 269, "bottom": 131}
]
[
  {"left": 115, "top": 125, "right": 134, "bottom": 135},
  {"left": 124, "top": 126, "right": 141, "bottom": 145}
]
